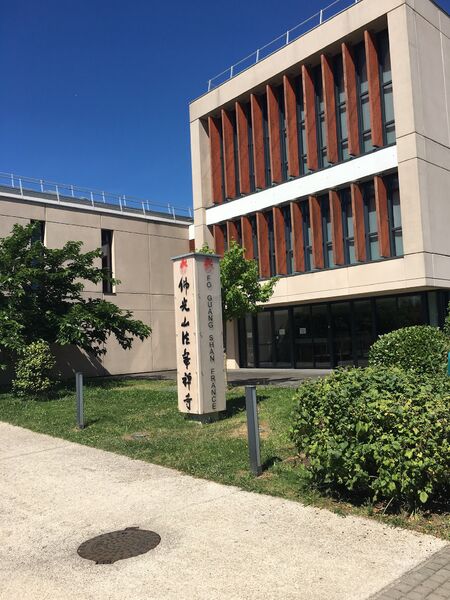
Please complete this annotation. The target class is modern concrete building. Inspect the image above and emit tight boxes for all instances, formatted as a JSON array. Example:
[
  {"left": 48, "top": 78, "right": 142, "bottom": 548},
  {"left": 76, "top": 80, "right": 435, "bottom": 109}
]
[
  {"left": 189, "top": 0, "right": 450, "bottom": 369},
  {"left": 0, "top": 174, "right": 191, "bottom": 376}
]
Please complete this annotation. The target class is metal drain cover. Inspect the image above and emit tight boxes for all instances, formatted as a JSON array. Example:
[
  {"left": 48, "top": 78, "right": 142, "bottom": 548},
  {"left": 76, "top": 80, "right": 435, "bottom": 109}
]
[{"left": 77, "top": 527, "right": 161, "bottom": 564}]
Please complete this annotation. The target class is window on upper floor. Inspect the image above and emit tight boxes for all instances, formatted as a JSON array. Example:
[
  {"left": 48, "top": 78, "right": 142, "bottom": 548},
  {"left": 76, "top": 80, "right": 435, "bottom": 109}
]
[
  {"left": 340, "top": 189, "right": 357, "bottom": 265},
  {"left": 277, "top": 85, "right": 289, "bottom": 183},
  {"left": 265, "top": 210, "right": 276, "bottom": 276},
  {"left": 282, "top": 205, "right": 294, "bottom": 274},
  {"left": 320, "top": 195, "right": 334, "bottom": 268},
  {"left": 301, "top": 200, "right": 313, "bottom": 272},
  {"left": 295, "top": 75, "right": 309, "bottom": 177},
  {"left": 30, "top": 220, "right": 45, "bottom": 245},
  {"left": 386, "top": 174, "right": 403, "bottom": 256},
  {"left": 262, "top": 95, "right": 272, "bottom": 187},
  {"left": 314, "top": 67, "right": 329, "bottom": 169},
  {"left": 250, "top": 214, "right": 259, "bottom": 263},
  {"left": 378, "top": 30, "right": 396, "bottom": 146},
  {"left": 101, "top": 229, "right": 114, "bottom": 294},
  {"left": 334, "top": 57, "right": 349, "bottom": 161},
  {"left": 362, "top": 182, "right": 379, "bottom": 261},
  {"left": 245, "top": 103, "right": 256, "bottom": 193},
  {"left": 355, "top": 42, "right": 373, "bottom": 154}
]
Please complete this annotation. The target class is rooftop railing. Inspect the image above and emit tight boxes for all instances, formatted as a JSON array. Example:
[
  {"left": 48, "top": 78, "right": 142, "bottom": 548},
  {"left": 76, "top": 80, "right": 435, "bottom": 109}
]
[
  {"left": 206, "top": 0, "right": 361, "bottom": 92},
  {"left": 0, "top": 172, "right": 192, "bottom": 222}
]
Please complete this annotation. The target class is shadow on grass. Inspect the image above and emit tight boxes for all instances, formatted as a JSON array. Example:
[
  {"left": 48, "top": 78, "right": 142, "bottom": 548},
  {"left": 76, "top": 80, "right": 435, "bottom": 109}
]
[
  {"left": 222, "top": 394, "right": 270, "bottom": 418},
  {"left": 262, "top": 455, "right": 282, "bottom": 472}
]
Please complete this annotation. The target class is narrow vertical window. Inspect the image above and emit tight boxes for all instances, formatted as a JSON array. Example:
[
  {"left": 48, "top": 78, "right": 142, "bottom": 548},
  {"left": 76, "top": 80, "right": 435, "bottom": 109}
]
[
  {"left": 362, "top": 182, "right": 379, "bottom": 260},
  {"left": 314, "top": 66, "right": 329, "bottom": 168},
  {"left": 265, "top": 210, "right": 276, "bottom": 276},
  {"left": 222, "top": 223, "right": 228, "bottom": 251},
  {"left": 340, "top": 189, "right": 356, "bottom": 265},
  {"left": 262, "top": 95, "right": 272, "bottom": 187},
  {"left": 320, "top": 196, "right": 334, "bottom": 268},
  {"left": 31, "top": 220, "right": 45, "bottom": 245},
  {"left": 282, "top": 205, "right": 293, "bottom": 274},
  {"left": 231, "top": 111, "right": 241, "bottom": 197},
  {"left": 334, "top": 56, "right": 349, "bottom": 161},
  {"left": 250, "top": 215, "right": 259, "bottom": 264},
  {"left": 301, "top": 200, "right": 313, "bottom": 272},
  {"left": 101, "top": 229, "right": 114, "bottom": 294},
  {"left": 386, "top": 174, "right": 403, "bottom": 256},
  {"left": 278, "top": 85, "right": 288, "bottom": 182},
  {"left": 295, "top": 76, "right": 308, "bottom": 175},
  {"left": 246, "top": 103, "right": 256, "bottom": 192},
  {"left": 378, "top": 30, "right": 395, "bottom": 145},
  {"left": 355, "top": 43, "right": 373, "bottom": 154}
]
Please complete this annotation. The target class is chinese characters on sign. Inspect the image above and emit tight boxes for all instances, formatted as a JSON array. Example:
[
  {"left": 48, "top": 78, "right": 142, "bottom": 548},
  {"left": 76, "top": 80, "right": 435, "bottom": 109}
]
[{"left": 172, "top": 253, "right": 226, "bottom": 415}]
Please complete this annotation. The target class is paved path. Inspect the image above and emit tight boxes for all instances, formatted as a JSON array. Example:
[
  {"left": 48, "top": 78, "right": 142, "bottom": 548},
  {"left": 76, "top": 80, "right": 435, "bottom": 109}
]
[{"left": 0, "top": 423, "right": 447, "bottom": 600}]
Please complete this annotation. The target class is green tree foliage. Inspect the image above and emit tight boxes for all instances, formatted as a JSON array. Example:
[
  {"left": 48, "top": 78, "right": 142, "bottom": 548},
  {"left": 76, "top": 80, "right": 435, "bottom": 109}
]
[
  {"left": 0, "top": 223, "right": 151, "bottom": 361},
  {"left": 291, "top": 367, "right": 450, "bottom": 510},
  {"left": 198, "top": 241, "right": 278, "bottom": 322},
  {"left": 369, "top": 325, "right": 449, "bottom": 376},
  {"left": 12, "top": 340, "right": 56, "bottom": 398},
  {"left": 444, "top": 301, "right": 450, "bottom": 338}
]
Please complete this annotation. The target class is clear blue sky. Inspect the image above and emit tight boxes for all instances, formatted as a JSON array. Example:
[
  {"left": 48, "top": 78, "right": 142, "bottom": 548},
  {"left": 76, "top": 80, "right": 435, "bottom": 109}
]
[{"left": 1, "top": 0, "right": 449, "bottom": 210}]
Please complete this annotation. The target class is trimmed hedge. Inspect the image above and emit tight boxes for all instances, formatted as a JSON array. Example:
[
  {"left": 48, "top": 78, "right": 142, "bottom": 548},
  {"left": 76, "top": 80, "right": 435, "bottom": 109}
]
[
  {"left": 369, "top": 326, "right": 449, "bottom": 376},
  {"left": 12, "top": 340, "right": 56, "bottom": 398},
  {"left": 291, "top": 367, "right": 450, "bottom": 509}
]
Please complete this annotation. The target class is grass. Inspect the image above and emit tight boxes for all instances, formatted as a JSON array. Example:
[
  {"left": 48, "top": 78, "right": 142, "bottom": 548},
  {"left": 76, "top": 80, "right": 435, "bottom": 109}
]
[{"left": 1, "top": 377, "right": 449, "bottom": 540}]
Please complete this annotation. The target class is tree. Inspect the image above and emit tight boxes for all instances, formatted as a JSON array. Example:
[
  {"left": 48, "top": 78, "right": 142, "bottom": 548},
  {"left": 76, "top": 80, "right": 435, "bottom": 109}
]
[
  {"left": 0, "top": 223, "right": 151, "bottom": 364},
  {"left": 199, "top": 240, "right": 278, "bottom": 323}
]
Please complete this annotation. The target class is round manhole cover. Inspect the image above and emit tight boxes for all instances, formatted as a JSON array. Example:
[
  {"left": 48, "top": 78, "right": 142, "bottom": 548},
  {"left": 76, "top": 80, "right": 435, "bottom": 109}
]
[{"left": 77, "top": 527, "right": 161, "bottom": 564}]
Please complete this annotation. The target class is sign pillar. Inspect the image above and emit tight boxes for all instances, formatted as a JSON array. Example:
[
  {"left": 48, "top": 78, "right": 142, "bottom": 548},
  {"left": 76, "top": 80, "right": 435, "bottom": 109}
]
[{"left": 172, "top": 253, "right": 226, "bottom": 417}]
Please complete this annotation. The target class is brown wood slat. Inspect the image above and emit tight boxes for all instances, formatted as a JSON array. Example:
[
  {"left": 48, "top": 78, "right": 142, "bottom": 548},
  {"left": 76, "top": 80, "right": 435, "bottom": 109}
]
[
  {"left": 256, "top": 212, "right": 270, "bottom": 278},
  {"left": 283, "top": 76, "right": 300, "bottom": 178},
  {"left": 351, "top": 183, "right": 366, "bottom": 261},
  {"left": 267, "top": 85, "right": 282, "bottom": 184},
  {"left": 241, "top": 216, "right": 254, "bottom": 260},
  {"left": 221, "top": 109, "right": 237, "bottom": 199},
  {"left": 374, "top": 176, "right": 391, "bottom": 257},
  {"left": 189, "top": 239, "right": 195, "bottom": 252},
  {"left": 290, "top": 201, "right": 305, "bottom": 272},
  {"left": 321, "top": 55, "right": 339, "bottom": 164},
  {"left": 250, "top": 94, "right": 266, "bottom": 190},
  {"left": 309, "top": 196, "right": 324, "bottom": 269},
  {"left": 236, "top": 102, "right": 251, "bottom": 195},
  {"left": 329, "top": 190, "right": 345, "bottom": 265},
  {"left": 273, "top": 206, "right": 287, "bottom": 275},
  {"left": 214, "top": 224, "right": 225, "bottom": 256},
  {"left": 302, "top": 65, "right": 319, "bottom": 171},
  {"left": 227, "top": 220, "right": 239, "bottom": 245},
  {"left": 342, "top": 43, "right": 360, "bottom": 156},
  {"left": 208, "top": 116, "right": 223, "bottom": 204},
  {"left": 364, "top": 30, "right": 384, "bottom": 148}
]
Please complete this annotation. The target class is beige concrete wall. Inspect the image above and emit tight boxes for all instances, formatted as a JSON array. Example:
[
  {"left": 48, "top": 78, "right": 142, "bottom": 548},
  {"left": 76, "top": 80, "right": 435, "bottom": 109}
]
[{"left": 0, "top": 195, "right": 190, "bottom": 376}]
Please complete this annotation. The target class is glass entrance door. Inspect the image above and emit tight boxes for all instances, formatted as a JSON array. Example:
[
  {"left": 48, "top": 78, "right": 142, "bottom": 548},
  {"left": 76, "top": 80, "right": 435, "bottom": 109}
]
[{"left": 274, "top": 309, "right": 291, "bottom": 367}]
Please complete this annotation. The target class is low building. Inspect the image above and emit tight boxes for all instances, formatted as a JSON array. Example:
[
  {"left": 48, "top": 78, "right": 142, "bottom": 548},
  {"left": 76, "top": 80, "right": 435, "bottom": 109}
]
[
  {"left": 0, "top": 174, "right": 191, "bottom": 376},
  {"left": 189, "top": 0, "right": 450, "bottom": 369}
]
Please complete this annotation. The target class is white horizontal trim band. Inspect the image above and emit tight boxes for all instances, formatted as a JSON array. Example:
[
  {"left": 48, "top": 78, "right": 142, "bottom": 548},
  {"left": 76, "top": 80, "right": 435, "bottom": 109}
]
[{"left": 205, "top": 145, "right": 398, "bottom": 225}]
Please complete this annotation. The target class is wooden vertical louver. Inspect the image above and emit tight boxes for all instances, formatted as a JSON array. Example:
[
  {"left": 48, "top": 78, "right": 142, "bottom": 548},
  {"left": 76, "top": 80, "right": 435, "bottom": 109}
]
[
  {"left": 208, "top": 116, "right": 224, "bottom": 204},
  {"left": 364, "top": 30, "right": 384, "bottom": 148},
  {"left": 273, "top": 206, "right": 287, "bottom": 275},
  {"left": 214, "top": 224, "right": 225, "bottom": 256},
  {"left": 250, "top": 94, "right": 266, "bottom": 190},
  {"left": 329, "top": 190, "right": 345, "bottom": 265},
  {"left": 374, "top": 176, "right": 391, "bottom": 257},
  {"left": 235, "top": 102, "right": 251, "bottom": 195},
  {"left": 221, "top": 109, "right": 237, "bottom": 199},
  {"left": 321, "top": 55, "right": 339, "bottom": 164},
  {"left": 283, "top": 75, "right": 300, "bottom": 178},
  {"left": 309, "top": 196, "right": 324, "bottom": 269},
  {"left": 351, "top": 183, "right": 366, "bottom": 261},
  {"left": 291, "top": 201, "right": 305, "bottom": 272},
  {"left": 342, "top": 43, "right": 360, "bottom": 156},
  {"left": 302, "top": 65, "right": 319, "bottom": 171},
  {"left": 241, "top": 216, "right": 254, "bottom": 260},
  {"left": 266, "top": 84, "right": 282, "bottom": 184},
  {"left": 256, "top": 212, "right": 270, "bottom": 278}
]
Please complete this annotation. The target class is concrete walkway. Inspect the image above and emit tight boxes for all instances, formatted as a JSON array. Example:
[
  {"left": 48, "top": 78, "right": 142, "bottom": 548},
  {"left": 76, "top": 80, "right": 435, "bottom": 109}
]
[{"left": 0, "top": 423, "right": 446, "bottom": 600}]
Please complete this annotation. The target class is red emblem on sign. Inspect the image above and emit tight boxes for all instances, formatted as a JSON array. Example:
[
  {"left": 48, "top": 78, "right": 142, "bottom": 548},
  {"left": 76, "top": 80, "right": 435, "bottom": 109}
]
[
  {"left": 203, "top": 257, "right": 213, "bottom": 272},
  {"left": 180, "top": 258, "right": 188, "bottom": 273}
]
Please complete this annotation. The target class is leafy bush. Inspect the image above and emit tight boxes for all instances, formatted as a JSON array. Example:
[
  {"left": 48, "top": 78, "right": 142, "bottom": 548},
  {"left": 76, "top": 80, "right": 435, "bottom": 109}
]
[
  {"left": 291, "top": 367, "right": 450, "bottom": 509},
  {"left": 369, "top": 326, "right": 449, "bottom": 376},
  {"left": 12, "top": 340, "right": 56, "bottom": 398}
]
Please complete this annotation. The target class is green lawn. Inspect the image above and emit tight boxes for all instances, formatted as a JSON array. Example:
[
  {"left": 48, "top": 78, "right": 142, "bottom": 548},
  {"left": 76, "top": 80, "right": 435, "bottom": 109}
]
[{"left": 1, "top": 378, "right": 449, "bottom": 540}]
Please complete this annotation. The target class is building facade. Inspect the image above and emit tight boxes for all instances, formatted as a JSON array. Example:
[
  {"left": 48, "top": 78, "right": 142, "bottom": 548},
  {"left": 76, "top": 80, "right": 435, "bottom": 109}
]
[
  {"left": 0, "top": 176, "right": 191, "bottom": 377},
  {"left": 189, "top": 0, "right": 450, "bottom": 369}
]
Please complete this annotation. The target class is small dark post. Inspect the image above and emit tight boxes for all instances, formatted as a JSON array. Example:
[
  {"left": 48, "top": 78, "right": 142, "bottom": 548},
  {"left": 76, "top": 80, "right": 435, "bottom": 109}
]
[
  {"left": 75, "top": 372, "right": 84, "bottom": 429},
  {"left": 245, "top": 385, "right": 262, "bottom": 476}
]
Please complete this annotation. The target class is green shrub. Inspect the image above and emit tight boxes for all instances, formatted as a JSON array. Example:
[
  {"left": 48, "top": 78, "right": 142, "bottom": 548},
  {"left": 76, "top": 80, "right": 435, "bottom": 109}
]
[
  {"left": 291, "top": 367, "right": 450, "bottom": 509},
  {"left": 369, "top": 326, "right": 449, "bottom": 376},
  {"left": 444, "top": 301, "right": 450, "bottom": 338},
  {"left": 12, "top": 340, "right": 56, "bottom": 398}
]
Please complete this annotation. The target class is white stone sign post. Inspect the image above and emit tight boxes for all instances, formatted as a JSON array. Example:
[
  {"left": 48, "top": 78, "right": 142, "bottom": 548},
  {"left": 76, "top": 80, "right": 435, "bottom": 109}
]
[{"left": 172, "top": 253, "right": 226, "bottom": 419}]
